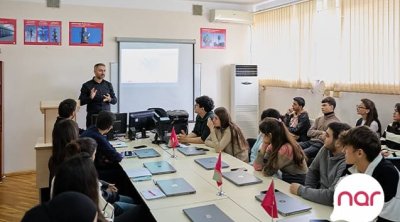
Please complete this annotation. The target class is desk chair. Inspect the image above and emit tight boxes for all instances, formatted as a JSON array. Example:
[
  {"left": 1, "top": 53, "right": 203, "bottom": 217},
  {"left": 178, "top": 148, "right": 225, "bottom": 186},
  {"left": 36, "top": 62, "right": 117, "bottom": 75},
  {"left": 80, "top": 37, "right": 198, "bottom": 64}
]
[{"left": 386, "top": 157, "right": 400, "bottom": 171}]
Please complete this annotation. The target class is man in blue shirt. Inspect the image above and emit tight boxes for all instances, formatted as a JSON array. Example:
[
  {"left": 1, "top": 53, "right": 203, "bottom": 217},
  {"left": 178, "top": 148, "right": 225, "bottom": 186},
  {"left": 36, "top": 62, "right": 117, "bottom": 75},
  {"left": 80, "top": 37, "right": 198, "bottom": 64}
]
[{"left": 79, "top": 63, "right": 117, "bottom": 128}]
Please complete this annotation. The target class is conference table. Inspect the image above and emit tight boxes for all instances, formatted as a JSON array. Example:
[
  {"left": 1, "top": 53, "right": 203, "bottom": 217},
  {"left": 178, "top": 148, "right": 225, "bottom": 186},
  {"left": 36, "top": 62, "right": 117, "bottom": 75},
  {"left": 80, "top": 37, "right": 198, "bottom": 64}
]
[{"left": 118, "top": 135, "right": 333, "bottom": 222}]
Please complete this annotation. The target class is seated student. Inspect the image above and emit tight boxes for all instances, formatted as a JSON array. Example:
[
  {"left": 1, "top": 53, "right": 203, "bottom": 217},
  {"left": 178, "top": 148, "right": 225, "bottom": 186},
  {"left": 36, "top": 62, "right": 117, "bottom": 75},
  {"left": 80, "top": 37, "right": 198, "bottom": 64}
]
[
  {"left": 249, "top": 108, "right": 281, "bottom": 164},
  {"left": 178, "top": 95, "right": 214, "bottom": 144},
  {"left": 54, "top": 99, "right": 84, "bottom": 134},
  {"left": 381, "top": 103, "right": 400, "bottom": 156},
  {"left": 205, "top": 107, "right": 249, "bottom": 162},
  {"left": 340, "top": 126, "right": 400, "bottom": 222},
  {"left": 356, "top": 98, "right": 381, "bottom": 137},
  {"left": 289, "top": 122, "right": 351, "bottom": 206},
  {"left": 48, "top": 119, "right": 79, "bottom": 183},
  {"left": 52, "top": 153, "right": 111, "bottom": 222},
  {"left": 65, "top": 138, "right": 138, "bottom": 216},
  {"left": 22, "top": 191, "right": 98, "bottom": 222},
  {"left": 80, "top": 111, "right": 122, "bottom": 170},
  {"left": 284, "top": 97, "right": 311, "bottom": 142},
  {"left": 253, "top": 118, "right": 308, "bottom": 184},
  {"left": 53, "top": 153, "right": 149, "bottom": 222},
  {"left": 299, "top": 96, "right": 340, "bottom": 164}
]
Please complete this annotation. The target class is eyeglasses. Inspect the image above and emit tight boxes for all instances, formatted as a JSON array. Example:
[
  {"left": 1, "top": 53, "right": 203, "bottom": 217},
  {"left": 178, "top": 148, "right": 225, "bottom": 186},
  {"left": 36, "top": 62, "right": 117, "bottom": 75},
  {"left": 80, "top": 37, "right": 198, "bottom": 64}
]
[{"left": 356, "top": 105, "right": 367, "bottom": 109}]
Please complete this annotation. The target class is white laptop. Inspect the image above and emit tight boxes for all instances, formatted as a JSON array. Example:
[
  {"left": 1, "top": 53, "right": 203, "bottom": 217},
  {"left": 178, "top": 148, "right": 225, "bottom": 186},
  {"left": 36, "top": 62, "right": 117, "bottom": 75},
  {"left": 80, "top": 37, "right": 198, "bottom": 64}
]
[
  {"left": 194, "top": 157, "right": 229, "bottom": 170},
  {"left": 133, "top": 148, "right": 161, "bottom": 158},
  {"left": 183, "top": 204, "right": 234, "bottom": 222},
  {"left": 222, "top": 170, "right": 262, "bottom": 186},
  {"left": 143, "top": 161, "right": 176, "bottom": 175},
  {"left": 155, "top": 178, "right": 196, "bottom": 197},
  {"left": 255, "top": 189, "right": 312, "bottom": 216},
  {"left": 177, "top": 147, "right": 206, "bottom": 156}
]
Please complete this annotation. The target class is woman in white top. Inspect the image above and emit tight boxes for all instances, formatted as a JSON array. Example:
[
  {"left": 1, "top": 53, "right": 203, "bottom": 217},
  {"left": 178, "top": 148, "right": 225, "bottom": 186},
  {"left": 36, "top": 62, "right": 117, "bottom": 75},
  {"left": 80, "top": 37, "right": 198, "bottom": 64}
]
[
  {"left": 356, "top": 98, "right": 382, "bottom": 136},
  {"left": 205, "top": 107, "right": 249, "bottom": 162}
]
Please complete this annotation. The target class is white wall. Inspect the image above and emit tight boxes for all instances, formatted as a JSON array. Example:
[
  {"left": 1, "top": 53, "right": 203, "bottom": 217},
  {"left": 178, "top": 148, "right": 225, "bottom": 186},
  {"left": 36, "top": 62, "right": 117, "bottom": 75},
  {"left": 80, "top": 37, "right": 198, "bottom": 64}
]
[
  {"left": 0, "top": 0, "right": 250, "bottom": 173},
  {"left": 260, "top": 87, "right": 399, "bottom": 131}
]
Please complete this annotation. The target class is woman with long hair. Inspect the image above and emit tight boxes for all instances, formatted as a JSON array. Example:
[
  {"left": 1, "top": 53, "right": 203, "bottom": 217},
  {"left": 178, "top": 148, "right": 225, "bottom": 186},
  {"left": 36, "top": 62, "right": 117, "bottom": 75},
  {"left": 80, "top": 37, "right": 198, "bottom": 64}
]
[
  {"left": 356, "top": 98, "right": 382, "bottom": 136},
  {"left": 381, "top": 103, "right": 400, "bottom": 156},
  {"left": 205, "top": 107, "right": 249, "bottom": 162},
  {"left": 253, "top": 117, "right": 308, "bottom": 184},
  {"left": 52, "top": 153, "right": 108, "bottom": 222},
  {"left": 48, "top": 119, "right": 79, "bottom": 182}
]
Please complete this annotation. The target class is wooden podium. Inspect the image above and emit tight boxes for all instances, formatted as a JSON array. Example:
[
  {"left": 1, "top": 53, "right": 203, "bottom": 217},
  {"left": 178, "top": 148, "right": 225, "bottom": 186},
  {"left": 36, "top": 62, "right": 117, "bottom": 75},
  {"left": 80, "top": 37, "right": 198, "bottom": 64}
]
[{"left": 40, "top": 100, "right": 60, "bottom": 143}]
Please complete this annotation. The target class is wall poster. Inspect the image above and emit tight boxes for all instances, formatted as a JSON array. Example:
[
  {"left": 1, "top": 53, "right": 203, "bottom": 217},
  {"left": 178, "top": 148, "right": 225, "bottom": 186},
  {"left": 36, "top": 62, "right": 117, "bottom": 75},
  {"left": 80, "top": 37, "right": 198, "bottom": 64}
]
[
  {"left": 200, "top": 28, "right": 226, "bottom": 49},
  {"left": 24, "top": 20, "right": 61, "bottom": 45},
  {"left": 69, "top": 22, "right": 103, "bottom": 46},
  {"left": 0, "top": 18, "right": 16, "bottom": 44}
]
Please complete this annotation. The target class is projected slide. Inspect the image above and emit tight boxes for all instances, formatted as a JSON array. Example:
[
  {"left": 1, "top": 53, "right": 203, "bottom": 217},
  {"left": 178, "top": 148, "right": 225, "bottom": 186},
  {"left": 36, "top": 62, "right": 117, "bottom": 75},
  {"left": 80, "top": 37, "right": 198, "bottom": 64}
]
[{"left": 121, "top": 48, "right": 179, "bottom": 83}]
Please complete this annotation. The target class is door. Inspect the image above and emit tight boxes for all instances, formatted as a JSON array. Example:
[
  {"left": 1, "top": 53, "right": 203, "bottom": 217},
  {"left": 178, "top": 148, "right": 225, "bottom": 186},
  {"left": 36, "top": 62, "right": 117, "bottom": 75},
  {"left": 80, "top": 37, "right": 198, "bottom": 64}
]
[{"left": 0, "top": 61, "right": 3, "bottom": 181}]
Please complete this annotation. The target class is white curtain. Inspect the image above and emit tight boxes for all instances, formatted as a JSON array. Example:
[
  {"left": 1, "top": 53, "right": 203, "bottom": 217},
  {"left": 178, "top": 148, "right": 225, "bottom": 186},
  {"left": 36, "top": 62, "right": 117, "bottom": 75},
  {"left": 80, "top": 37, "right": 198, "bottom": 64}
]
[{"left": 254, "top": 0, "right": 400, "bottom": 94}]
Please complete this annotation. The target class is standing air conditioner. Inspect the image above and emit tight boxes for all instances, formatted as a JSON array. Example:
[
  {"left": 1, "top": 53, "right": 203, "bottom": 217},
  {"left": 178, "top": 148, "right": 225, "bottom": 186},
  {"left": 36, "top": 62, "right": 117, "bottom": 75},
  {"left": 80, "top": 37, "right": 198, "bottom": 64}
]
[{"left": 231, "top": 65, "right": 258, "bottom": 139}]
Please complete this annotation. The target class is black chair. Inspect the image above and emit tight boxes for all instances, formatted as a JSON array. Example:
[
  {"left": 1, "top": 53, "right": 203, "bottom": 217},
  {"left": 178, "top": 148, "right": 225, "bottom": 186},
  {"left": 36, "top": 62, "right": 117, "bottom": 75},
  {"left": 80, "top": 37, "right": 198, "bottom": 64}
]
[
  {"left": 247, "top": 138, "right": 257, "bottom": 161},
  {"left": 386, "top": 157, "right": 400, "bottom": 171}
]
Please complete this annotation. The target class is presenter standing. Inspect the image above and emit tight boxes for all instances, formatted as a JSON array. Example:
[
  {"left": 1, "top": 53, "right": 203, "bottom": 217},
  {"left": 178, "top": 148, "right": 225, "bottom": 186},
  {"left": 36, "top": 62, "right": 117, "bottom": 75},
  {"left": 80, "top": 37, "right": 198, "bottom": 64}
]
[{"left": 79, "top": 63, "right": 117, "bottom": 128}]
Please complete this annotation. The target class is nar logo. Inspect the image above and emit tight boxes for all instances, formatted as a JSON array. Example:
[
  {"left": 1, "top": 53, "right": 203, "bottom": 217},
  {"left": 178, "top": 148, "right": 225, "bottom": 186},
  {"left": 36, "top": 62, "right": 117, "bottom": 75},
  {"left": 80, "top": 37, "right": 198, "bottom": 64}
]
[{"left": 331, "top": 174, "right": 384, "bottom": 222}]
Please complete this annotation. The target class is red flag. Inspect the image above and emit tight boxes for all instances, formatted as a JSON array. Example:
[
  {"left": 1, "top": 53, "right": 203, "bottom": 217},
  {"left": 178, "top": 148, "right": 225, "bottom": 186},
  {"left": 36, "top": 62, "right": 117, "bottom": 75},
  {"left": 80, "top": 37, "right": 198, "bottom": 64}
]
[
  {"left": 168, "top": 127, "right": 179, "bottom": 148},
  {"left": 261, "top": 180, "right": 278, "bottom": 218},
  {"left": 213, "top": 152, "right": 222, "bottom": 187}
]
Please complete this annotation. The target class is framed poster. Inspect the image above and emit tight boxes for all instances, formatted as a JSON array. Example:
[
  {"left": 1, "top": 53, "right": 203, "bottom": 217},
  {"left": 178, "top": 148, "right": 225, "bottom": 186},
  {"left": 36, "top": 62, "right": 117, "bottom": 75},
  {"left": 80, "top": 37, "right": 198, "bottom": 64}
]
[
  {"left": 24, "top": 20, "right": 61, "bottom": 45},
  {"left": 0, "top": 18, "right": 16, "bottom": 44},
  {"left": 69, "top": 22, "right": 103, "bottom": 46},
  {"left": 200, "top": 28, "right": 226, "bottom": 49}
]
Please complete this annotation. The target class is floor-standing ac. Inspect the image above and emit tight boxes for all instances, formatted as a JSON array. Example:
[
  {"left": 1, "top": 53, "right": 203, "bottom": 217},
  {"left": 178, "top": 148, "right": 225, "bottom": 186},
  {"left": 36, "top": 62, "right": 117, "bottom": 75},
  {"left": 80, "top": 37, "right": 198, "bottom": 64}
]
[{"left": 230, "top": 65, "right": 258, "bottom": 139}]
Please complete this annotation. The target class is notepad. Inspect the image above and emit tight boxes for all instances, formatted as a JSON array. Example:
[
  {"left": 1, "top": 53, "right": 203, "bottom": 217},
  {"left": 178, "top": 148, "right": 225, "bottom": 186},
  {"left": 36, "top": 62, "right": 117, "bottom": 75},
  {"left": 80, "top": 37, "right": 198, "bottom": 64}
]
[
  {"left": 110, "top": 141, "right": 128, "bottom": 148},
  {"left": 125, "top": 168, "right": 152, "bottom": 182},
  {"left": 140, "top": 188, "right": 166, "bottom": 200}
]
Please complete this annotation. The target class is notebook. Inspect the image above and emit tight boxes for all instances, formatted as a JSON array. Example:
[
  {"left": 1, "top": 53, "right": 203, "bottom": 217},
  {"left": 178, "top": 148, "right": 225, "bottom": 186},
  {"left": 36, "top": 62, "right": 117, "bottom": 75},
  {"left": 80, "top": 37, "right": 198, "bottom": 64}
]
[
  {"left": 143, "top": 161, "right": 176, "bottom": 175},
  {"left": 194, "top": 157, "right": 230, "bottom": 170},
  {"left": 155, "top": 178, "right": 196, "bottom": 197},
  {"left": 222, "top": 170, "right": 262, "bottom": 186},
  {"left": 124, "top": 168, "right": 152, "bottom": 182},
  {"left": 255, "top": 190, "right": 312, "bottom": 216},
  {"left": 140, "top": 187, "right": 166, "bottom": 200},
  {"left": 177, "top": 147, "right": 206, "bottom": 156},
  {"left": 183, "top": 204, "right": 234, "bottom": 222},
  {"left": 134, "top": 148, "right": 161, "bottom": 158},
  {"left": 109, "top": 141, "right": 128, "bottom": 148}
]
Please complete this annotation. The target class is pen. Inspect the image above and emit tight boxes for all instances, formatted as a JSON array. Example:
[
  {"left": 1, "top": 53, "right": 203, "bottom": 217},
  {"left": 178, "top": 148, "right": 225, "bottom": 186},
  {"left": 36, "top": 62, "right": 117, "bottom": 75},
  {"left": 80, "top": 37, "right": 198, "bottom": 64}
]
[{"left": 148, "top": 190, "right": 156, "bottom": 196}]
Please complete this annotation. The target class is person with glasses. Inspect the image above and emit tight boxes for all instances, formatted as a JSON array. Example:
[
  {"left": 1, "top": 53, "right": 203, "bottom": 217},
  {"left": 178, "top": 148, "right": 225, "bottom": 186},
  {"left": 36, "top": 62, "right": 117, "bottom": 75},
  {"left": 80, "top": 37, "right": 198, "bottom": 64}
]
[
  {"left": 340, "top": 126, "right": 400, "bottom": 222},
  {"left": 178, "top": 95, "right": 215, "bottom": 144},
  {"left": 356, "top": 98, "right": 382, "bottom": 137},
  {"left": 381, "top": 103, "right": 400, "bottom": 157}
]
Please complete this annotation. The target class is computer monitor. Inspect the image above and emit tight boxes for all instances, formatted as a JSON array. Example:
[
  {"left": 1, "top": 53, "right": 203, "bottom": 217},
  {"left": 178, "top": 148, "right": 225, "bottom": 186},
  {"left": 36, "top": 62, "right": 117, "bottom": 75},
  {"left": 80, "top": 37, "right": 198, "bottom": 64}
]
[
  {"left": 91, "top": 113, "right": 127, "bottom": 139},
  {"left": 129, "top": 110, "right": 156, "bottom": 139}
]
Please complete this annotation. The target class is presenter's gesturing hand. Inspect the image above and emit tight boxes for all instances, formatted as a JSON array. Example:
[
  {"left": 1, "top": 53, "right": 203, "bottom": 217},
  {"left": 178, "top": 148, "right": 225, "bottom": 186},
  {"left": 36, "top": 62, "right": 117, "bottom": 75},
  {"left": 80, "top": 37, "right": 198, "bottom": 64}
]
[
  {"left": 90, "top": 88, "right": 97, "bottom": 99},
  {"left": 103, "top": 93, "right": 111, "bottom": 102}
]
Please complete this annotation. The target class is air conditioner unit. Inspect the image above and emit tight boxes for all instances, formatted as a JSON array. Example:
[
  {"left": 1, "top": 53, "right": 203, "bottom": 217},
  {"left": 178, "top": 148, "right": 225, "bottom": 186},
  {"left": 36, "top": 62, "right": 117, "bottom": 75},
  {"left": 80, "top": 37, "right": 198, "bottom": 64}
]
[
  {"left": 210, "top": 9, "right": 253, "bottom": 25},
  {"left": 231, "top": 65, "right": 259, "bottom": 139}
]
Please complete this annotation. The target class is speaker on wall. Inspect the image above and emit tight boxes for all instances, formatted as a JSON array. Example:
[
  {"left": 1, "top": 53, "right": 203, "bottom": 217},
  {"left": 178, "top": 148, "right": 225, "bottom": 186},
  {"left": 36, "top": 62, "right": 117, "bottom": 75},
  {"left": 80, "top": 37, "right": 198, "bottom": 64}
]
[
  {"left": 47, "top": 0, "right": 60, "bottom": 8},
  {"left": 192, "top": 5, "right": 203, "bottom": 16}
]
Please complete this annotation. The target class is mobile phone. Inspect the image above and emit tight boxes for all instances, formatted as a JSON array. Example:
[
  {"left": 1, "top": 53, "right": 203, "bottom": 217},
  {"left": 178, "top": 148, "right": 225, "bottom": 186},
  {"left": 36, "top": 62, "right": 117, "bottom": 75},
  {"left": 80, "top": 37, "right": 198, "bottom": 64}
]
[
  {"left": 195, "top": 147, "right": 209, "bottom": 151},
  {"left": 124, "top": 151, "right": 133, "bottom": 156},
  {"left": 134, "top": 145, "right": 147, "bottom": 149},
  {"left": 231, "top": 167, "right": 247, "bottom": 171}
]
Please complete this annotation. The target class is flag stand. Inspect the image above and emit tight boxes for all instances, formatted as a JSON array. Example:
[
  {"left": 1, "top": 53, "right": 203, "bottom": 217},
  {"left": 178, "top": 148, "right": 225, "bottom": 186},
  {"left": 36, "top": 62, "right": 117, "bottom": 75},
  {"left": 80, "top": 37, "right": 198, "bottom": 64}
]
[
  {"left": 170, "top": 148, "right": 177, "bottom": 158},
  {"left": 216, "top": 185, "right": 225, "bottom": 196}
]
